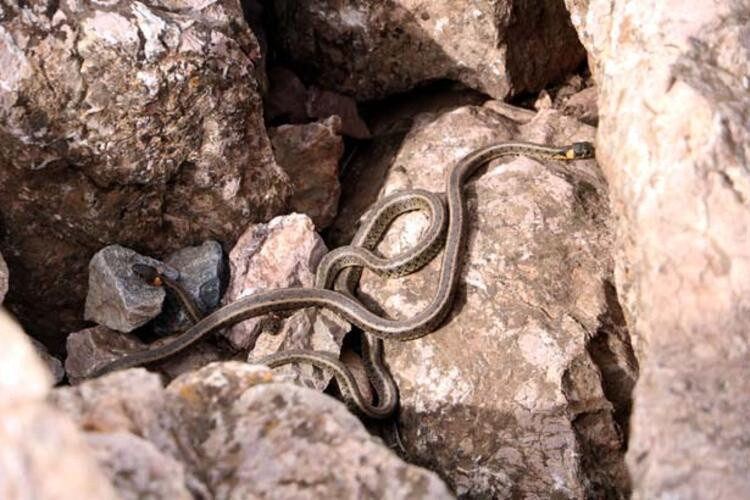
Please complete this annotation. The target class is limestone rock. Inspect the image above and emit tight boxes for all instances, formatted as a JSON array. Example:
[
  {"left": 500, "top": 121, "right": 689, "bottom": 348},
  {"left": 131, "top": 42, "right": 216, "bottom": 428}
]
[
  {"left": 222, "top": 214, "right": 330, "bottom": 350},
  {"left": 269, "top": 117, "right": 345, "bottom": 229},
  {"left": 564, "top": 1, "right": 750, "bottom": 497},
  {"left": 267, "top": 0, "right": 585, "bottom": 100},
  {"left": 0, "top": 308, "right": 117, "bottom": 499},
  {"left": 333, "top": 103, "right": 631, "bottom": 498},
  {"left": 0, "top": 0, "right": 290, "bottom": 343}
]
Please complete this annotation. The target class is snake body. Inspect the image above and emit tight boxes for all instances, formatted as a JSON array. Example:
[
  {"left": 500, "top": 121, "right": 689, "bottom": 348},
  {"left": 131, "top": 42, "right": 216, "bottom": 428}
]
[{"left": 90, "top": 141, "right": 595, "bottom": 418}]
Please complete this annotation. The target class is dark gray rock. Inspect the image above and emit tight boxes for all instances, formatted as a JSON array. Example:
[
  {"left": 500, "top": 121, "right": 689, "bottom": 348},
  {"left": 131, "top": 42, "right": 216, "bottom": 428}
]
[
  {"left": 153, "top": 240, "right": 227, "bottom": 335},
  {"left": 84, "top": 245, "right": 177, "bottom": 332}
]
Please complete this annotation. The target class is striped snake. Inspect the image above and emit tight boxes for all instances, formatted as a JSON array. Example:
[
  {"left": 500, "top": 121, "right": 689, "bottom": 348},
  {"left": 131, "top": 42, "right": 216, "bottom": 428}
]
[{"left": 90, "top": 141, "right": 595, "bottom": 418}]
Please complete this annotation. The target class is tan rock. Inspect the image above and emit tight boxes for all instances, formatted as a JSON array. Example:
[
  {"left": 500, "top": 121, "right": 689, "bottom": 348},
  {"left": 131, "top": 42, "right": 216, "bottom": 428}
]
[
  {"left": 267, "top": 0, "right": 585, "bottom": 100},
  {"left": 564, "top": 0, "right": 750, "bottom": 497},
  {"left": 0, "top": 0, "right": 290, "bottom": 342},
  {"left": 332, "top": 103, "right": 631, "bottom": 497}
]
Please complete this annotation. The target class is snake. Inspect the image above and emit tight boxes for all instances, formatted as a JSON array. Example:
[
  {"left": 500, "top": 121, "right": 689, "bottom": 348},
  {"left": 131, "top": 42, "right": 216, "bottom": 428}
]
[{"left": 89, "top": 140, "right": 595, "bottom": 418}]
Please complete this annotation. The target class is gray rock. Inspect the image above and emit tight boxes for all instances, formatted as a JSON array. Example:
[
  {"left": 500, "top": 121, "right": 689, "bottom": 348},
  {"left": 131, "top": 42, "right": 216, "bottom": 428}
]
[
  {"left": 153, "top": 240, "right": 227, "bottom": 335},
  {"left": 0, "top": 251, "right": 7, "bottom": 304},
  {"left": 84, "top": 245, "right": 177, "bottom": 332},
  {"left": 0, "top": 0, "right": 290, "bottom": 340},
  {"left": 332, "top": 102, "right": 629, "bottom": 498},
  {"left": 267, "top": 0, "right": 585, "bottom": 100},
  {"left": 30, "top": 337, "right": 65, "bottom": 385},
  {"left": 51, "top": 362, "right": 452, "bottom": 499},
  {"left": 565, "top": 1, "right": 750, "bottom": 498}
]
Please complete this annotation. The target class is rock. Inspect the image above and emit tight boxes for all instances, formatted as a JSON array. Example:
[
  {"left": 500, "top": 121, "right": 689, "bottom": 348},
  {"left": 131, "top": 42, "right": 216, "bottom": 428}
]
[
  {"left": 51, "top": 362, "right": 452, "bottom": 499},
  {"left": 564, "top": 1, "right": 750, "bottom": 497},
  {"left": 269, "top": 117, "right": 344, "bottom": 229},
  {"left": 267, "top": 1, "right": 585, "bottom": 100},
  {"left": 222, "top": 214, "right": 329, "bottom": 350},
  {"left": 154, "top": 240, "right": 227, "bottom": 335},
  {"left": 84, "top": 245, "right": 176, "bottom": 332},
  {"left": 0, "top": 308, "right": 117, "bottom": 499},
  {"left": 0, "top": 251, "right": 7, "bottom": 304},
  {"left": 0, "top": 0, "right": 290, "bottom": 344},
  {"left": 306, "top": 86, "right": 372, "bottom": 139},
  {"left": 65, "top": 325, "right": 223, "bottom": 384},
  {"left": 332, "top": 103, "right": 631, "bottom": 497},
  {"left": 30, "top": 337, "right": 65, "bottom": 385},
  {"left": 560, "top": 86, "right": 598, "bottom": 126}
]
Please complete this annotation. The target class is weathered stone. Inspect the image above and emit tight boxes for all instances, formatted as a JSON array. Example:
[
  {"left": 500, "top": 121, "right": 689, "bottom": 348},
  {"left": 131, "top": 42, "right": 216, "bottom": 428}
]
[
  {"left": 223, "top": 214, "right": 329, "bottom": 350},
  {"left": 269, "top": 117, "right": 344, "bottom": 229},
  {"left": 84, "top": 245, "right": 176, "bottom": 332},
  {"left": 0, "top": 0, "right": 290, "bottom": 344},
  {"left": 265, "top": 66, "right": 313, "bottom": 124},
  {"left": 333, "top": 103, "right": 630, "bottom": 498},
  {"left": 564, "top": 1, "right": 750, "bottom": 498},
  {"left": 267, "top": 0, "right": 585, "bottom": 100},
  {"left": 0, "top": 308, "right": 117, "bottom": 499},
  {"left": 52, "top": 362, "right": 452, "bottom": 499},
  {"left": 30, "top": 337, "right": 65, "bottom": 385},
  {"left": 306, "top": 86, "right": 372, "bottom": 139},
  {"left": 154, "top": 240, "right": 227, "bottom": 335},
  {"left": 0, "top": 251, "right": 7, "bottom": 304},
  {"left": 65, "top": 324, "right": 223, "bottom": 384}
]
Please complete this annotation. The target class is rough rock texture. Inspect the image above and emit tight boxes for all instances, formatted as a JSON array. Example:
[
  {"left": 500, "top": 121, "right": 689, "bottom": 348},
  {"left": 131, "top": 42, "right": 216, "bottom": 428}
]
[
  {"left": 267, "top": 0, "right": 585, "bottom": 100},
  {"left": 65, "top": 325, "right": 223, "bottom": 384},
  {"left": 333, "top": 103, "right": 633, "bottom": 498},
  {"left": 564, "top": 1, "right": 750, "bottom": 497},
  {"left": 0, "top": 251, "right": 7, "bottom": 304},
  {"left": 52, "top": 362, "right": 452, "bottom": 499},
  {"left": 222, "top": 214, "right": 330, "bottom": 349},
  {"left": 30, "top": 337, "right": 65, "bottom": 384},
  {"left": 269, "top": 117, "right": 345, "bottom": 229},
  {"left": 0, "top": 308, "right": 117, "bottom": 499},
  {"left": 0, "top": 0, "right": 290, "bottom": 344},
  {"left": 85, "top": 245, "right": 176, "bottom": 332},
  {"left": 266, "top": 66, "right": 371, "bottom": 138},
  {"left": 154, "top": 240, "right": 227, "bottom": 335}
]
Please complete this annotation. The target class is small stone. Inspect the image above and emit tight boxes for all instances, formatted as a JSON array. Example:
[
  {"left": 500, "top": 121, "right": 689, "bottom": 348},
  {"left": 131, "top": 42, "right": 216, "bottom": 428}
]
[
  {"left": 222, "top": 214, "right": 329, "bottom": 350},
  {"left": 84, "top": 245, "right": 177, "bottom": 333},
  {"left": 0, "top": 251, "right": 7, "bottom": 304},
  {"left": 30, "top": 337, "right": 65, "bottom": 385},
  {"left": 306, "top": 86, "right": 372, "bottom": 139},
  {"left": 153, "top": 240, "right": 227, "bottom": 335}
]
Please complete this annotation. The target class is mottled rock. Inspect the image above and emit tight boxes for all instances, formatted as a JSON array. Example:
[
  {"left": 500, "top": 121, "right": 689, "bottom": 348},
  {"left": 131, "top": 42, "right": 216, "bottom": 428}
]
[
  {"left": 52, "top": 363, "right": 451, "bottom": 499},
  {"left": 84, "top": 245, "right": 176, "bottom": 332},
  {"left": 333, "top": 103, "right": 630, "bottom": 498},
  {"left": 306, "top": 86, "right": 371, "bottom": 139},
  {"left": 0, "top": 0, "right": 290, "bottom": 343},
  {"left": 30, "top": 337, "right": 65, "bottom": 385},
  {"left": 269, "top": 117, "right": 344, "bottom": 229},
  {"left": 560, "top": 86, "right": 598, "bottom": 126},
  {"left": 0, "top": 308, "right": 117, "bottom": 499},
  {"left": 267, "top": 1, "right": 585, "bottom": 100},
  {"left": 223, "top": 214, "right": 329, "bottom": 349},
  {"left": 154, "top": 240, "right": 227, "bottom": 335},
  {"left": 0, "top": 251, "right": 7, "bottom": 304},
  {"left": 565, "top": 1, "right": 750, "bottom": 498},
  {"left": 168, "top": 363, "right": 453, "bottom": 499},
  {"left": 65, "top": 325, "right": 223, "bottom": 384}
]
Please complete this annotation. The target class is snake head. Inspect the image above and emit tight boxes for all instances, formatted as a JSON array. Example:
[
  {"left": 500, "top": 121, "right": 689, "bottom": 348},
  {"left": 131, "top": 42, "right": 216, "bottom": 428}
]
[
  {"left": 565, "top": 141, "right": 595, "bottom": 160},
  {"left": 132, "top": 263, "right": 164, "bottom": 286}
]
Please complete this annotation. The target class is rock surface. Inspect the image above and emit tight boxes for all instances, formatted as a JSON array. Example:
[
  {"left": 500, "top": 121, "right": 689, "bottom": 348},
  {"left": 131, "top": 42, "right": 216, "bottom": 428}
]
[
  {"left": 51, "top": 362, "right": 453, "bottom": 499},
  {"left": 222, "top": 214, "right": 330, "bottom": 349},
  {"left": 267, "top": 0, "right": 585, "bottom": 100},
  {"left": 333, "top": 102, "right": 631, "bottom": 498},
  {"left": 564, "top": 1, "right": 750, "bottom": 497},
  {"left": 0, "top": 0, "right": 290, "bottom": 344},
  {"left": 269, "top": 117, "right": 345, "bottom": 229},
  {"left": 0, "top": 251, "right": 7, "bottom": 304},
  {"left": 0, "top": 308, "right": 117, "bottom": 499}
]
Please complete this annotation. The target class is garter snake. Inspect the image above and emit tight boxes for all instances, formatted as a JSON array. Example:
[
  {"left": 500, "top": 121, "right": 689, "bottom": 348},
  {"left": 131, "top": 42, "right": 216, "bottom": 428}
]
[{"left": 89, "top": 140, "right": 595, "bottom": 419}]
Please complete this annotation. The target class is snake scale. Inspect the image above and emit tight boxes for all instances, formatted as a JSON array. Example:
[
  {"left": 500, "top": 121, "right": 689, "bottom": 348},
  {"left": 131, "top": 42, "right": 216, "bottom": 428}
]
[{"left": 90, "top": 141, "right": 595, "bottom": 418}]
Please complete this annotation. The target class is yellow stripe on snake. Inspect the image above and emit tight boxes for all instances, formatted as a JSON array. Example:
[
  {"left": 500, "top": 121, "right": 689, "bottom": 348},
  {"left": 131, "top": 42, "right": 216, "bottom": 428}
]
[{"left": 90, "top": 141, "right": 595, "bottom": 419}]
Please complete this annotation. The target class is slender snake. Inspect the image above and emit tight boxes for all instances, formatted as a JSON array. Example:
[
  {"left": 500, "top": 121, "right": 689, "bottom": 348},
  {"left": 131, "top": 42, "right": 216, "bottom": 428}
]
[{"left": 90, "top": 141, "right": 595, "bottom": 418}]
